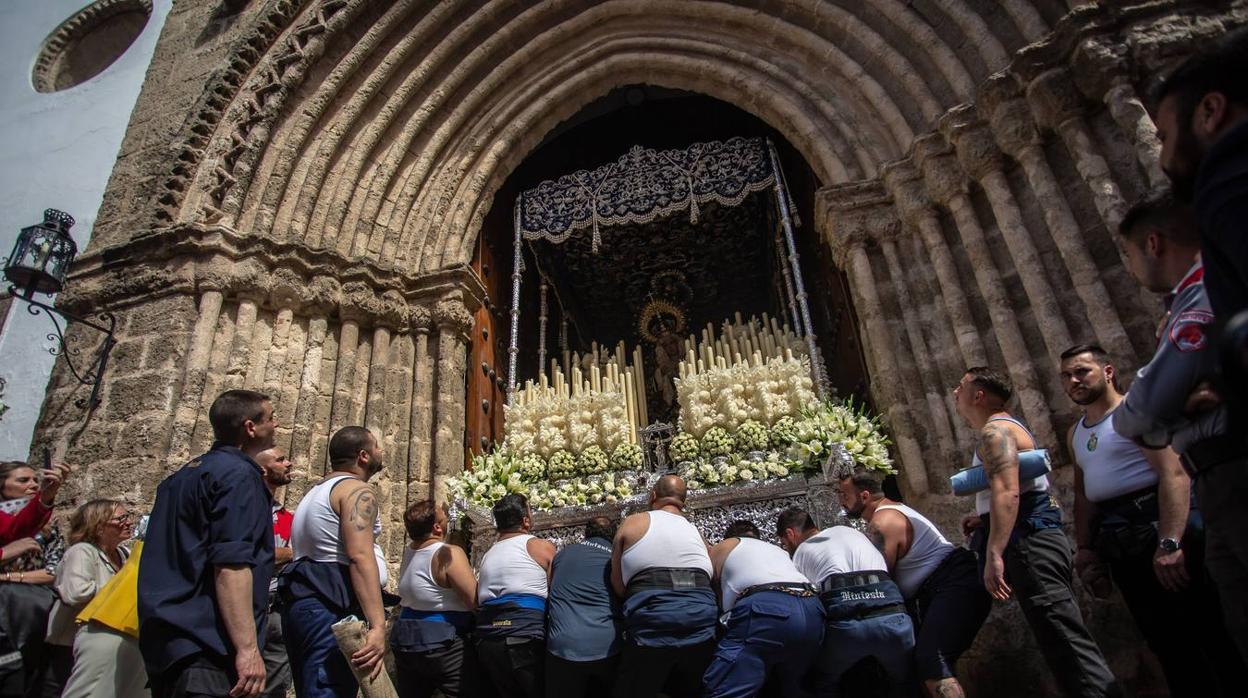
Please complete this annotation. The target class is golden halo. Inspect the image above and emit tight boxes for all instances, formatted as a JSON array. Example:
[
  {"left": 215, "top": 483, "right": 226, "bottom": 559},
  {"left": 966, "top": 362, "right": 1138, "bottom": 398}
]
[{"left": 638, "top": 299, "right": 686, "bottom": 343}]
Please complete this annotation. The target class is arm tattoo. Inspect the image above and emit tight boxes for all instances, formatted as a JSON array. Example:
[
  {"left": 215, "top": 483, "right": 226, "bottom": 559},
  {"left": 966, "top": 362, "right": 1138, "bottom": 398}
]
[
  {"left": 865, "top": 522, "right": 886, "bottom": 552},
  {"left": 980, "top": 423, "right": 1019, "bottom": 477},
  {"left": 347, "top": 487, "right": 378, "bottom": 532}
]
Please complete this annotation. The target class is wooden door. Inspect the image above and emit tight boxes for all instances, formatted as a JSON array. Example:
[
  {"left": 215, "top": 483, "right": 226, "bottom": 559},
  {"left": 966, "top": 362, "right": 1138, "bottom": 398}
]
[{"left": 465, "top": 232, "right": 508, "bottom": 465}]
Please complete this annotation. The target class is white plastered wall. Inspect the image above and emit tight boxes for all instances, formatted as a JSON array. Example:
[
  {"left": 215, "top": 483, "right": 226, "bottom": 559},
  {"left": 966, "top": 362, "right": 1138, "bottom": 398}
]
[{"left": 0, "top": 0, "right": 170, "bottom": 460}]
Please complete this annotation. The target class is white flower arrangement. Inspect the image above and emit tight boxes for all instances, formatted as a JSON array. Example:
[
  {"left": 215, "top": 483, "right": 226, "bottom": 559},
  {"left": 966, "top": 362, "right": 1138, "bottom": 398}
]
[
  {"left": 669, "top": 432, "right": 700, "bottom": 463},
  {"left": 548, "top": 450, "right": 577, "bottom": 480},
  {"left": 734, "top": 419, "right": 769, "bottom": 452},
  {"left": 676, "top": 355, "right": 816, "bottom": 437},
  {"left": 700, "top": 426, "right": 734, "bottom": 457},
  {"left": 577, "top": 445, "right": 609, "bottom": 476},
  {"left": 610, "top": 442, "right": 643, "bottom": 471}
]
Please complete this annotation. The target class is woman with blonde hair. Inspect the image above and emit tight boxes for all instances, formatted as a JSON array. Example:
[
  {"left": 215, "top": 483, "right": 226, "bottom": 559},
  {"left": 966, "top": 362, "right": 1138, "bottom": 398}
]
[{"left": 43, "top": 499, "right": 132, "bottom": 697}]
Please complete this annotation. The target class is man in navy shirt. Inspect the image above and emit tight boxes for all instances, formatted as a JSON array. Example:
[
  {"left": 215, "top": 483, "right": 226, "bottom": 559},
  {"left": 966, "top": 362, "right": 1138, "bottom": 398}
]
[
  {"left": 545, "top": 516, "right": 621, "bottom": 697},
  {"left": 139, "top": 389, "right": 278, "bottom": 698}
]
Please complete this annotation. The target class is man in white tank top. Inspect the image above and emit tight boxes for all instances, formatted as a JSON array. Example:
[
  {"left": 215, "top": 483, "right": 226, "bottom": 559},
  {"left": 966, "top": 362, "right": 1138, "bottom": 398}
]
[
  {"left": 702, "top": 520, "right": 823, "bottom": 698},
  {"left": 953, "top": 368, "right": 1120, "bottom": 697},
  {"left": 777, "top": 507, "right": 914, "bottom": 697},
  {"left": 279, "top": 426, "right": 388, "bottom": 698},
  {"left": 839, "top": 468, "right": 989, "bottom": 698},
  {"left": 390, "top": 500, "right": 480, "bottom": 698},
  {"left": 1061, "top": 344, "right": 1245, "bottom": 692},
  {"left": 610, "top": 474, "right": 718, "bottom": 698},
  {"left": 474, "top": 493, "right": 555, "bottom": 698}
]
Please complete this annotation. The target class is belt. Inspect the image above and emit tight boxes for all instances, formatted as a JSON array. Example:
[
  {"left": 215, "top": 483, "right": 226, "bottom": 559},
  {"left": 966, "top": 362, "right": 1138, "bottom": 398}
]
[
  {"left": 625, "top": 568, "right": 712, "bottom": 597},
  {"left": 738, "top": 582, "right": 817, "bottom": 602},
  {"left": 818, "top": 571, "right": 890, "bottom": 594},
  {"left": 1180, "top": 432, "right": 1245, "bottom": 475},
  {"left": 856, "top": 603, "right": 908, "bottom": 620},
  {"left": 1096, "top": 487, "right": 1158, "bottom": 520}
]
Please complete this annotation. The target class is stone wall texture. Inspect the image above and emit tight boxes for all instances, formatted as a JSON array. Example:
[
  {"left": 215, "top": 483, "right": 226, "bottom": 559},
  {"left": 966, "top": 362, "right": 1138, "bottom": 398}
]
[{"left": 31, "top": 1, "right": 1248, "bottom": 694}]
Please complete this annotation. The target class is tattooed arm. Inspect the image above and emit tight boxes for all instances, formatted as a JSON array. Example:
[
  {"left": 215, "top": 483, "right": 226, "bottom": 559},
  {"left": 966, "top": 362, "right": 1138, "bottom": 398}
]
[
  {"left": 981, "top": 421, "right": 1020, "bottom": 600},
  {"left": 334, "top": 480, "right": 386, "bottom": 676}
]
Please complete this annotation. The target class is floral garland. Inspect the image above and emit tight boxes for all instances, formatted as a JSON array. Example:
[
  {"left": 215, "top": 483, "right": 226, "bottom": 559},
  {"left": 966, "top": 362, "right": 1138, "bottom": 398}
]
[{"left": 445, "top": 447, "right": 638, "bottom": 512}]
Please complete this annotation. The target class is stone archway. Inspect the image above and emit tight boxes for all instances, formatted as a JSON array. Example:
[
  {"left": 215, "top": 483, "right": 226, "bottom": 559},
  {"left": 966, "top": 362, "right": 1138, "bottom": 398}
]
[{"left": 29, "top": 2, "right": 1248, "bottom": 691}]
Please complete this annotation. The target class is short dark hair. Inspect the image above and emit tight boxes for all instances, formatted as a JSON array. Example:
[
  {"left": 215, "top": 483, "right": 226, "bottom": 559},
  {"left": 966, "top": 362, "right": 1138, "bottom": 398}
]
[
  {"left": 328, "top": 426, "right": 375, "bottom": 469},
  {"left": 1118, "top": 193, "right": 1198, "bottom": 247},
  {"left": 585, "top": 516, "right": 617, "bottom": 541},
  {"left": 208, "top": 390, "right": 270, "bottom": 443},
  {"left": 493, "top": 493, "right": 529, "bottom": 531},
  {"left": 724, "top": 519, "right": 759, "bottom": 539},
  {"left": 838, "top": 467, "right": 883, "bottom": 495},
  {"left": 1150, "top": 27, "right": 1248, "bottom": 125},
  {"left": 776, "top": 507, "right": 817, "bottom": 538},
  {"left": 1060, "top": 343, "right": 1111, "bottom": 365},
  {"left": 965, "top": 367, "right": 1012, "bottom": 402},
  {"left": 404, "top": 500, "right": 439, "bottom": 540}
]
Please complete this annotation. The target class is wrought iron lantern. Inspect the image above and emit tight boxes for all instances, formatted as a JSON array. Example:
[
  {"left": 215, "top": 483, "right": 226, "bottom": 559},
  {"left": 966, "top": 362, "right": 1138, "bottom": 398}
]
[{"left": 4, "top": 209, "right": 115, "bottom": 409}]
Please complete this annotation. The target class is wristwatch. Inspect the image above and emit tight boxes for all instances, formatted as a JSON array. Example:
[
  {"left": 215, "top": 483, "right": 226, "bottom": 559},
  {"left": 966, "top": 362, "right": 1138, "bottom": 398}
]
[{"left": 1159, "top": 537, "right": 1181, "bottom": 553}]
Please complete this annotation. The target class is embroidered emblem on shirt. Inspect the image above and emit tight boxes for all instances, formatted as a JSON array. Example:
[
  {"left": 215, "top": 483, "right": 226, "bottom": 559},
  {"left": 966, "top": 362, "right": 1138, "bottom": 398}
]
[
  {"left": 1169, "top": 309, "right": 1214, "bottom": 352},
  {"left": 1086, "top": 432, "right": 1098, "bottom": 452}
]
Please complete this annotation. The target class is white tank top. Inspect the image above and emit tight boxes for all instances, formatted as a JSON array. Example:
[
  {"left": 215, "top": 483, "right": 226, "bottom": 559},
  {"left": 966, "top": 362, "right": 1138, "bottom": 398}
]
[
  {"left": 1072, "top": 410, "right": 1159, "bottom": 503},
  {"left": 477, "top": 534, "right": 548, "bottom": 602},
  {"left": 398, "top": 542, "right": 468, "bottom": 613},
  {"left": 874, "top": 504, "right": 953, "bottom": 599},
  {"left": 290, "top": 474, "right": 389, "bottom": 586},
  {"left": 620, "top": 510, "right": 713, "bottom": 585},
  {"left": 719, "top": 538, "right": 809, "bottom": 611},
  {"left": 792, "top": 526, "right": 887, "bottom": 585},
  {"left": 973, "top": 416, "right": 1049, "bottom": 516}
]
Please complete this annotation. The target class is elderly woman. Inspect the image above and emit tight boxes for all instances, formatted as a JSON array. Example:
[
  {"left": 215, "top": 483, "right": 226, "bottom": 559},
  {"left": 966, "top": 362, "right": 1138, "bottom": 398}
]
[
  {"left": 0, "top": 460, "right": 69, "bottom": 695},
  {"left": 43, "top": 500, "right": 133, "bottom": 697}
]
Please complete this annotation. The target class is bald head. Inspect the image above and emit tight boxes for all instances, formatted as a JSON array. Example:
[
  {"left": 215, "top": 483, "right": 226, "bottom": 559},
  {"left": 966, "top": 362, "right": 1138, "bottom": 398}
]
[{"left": 651, "top": 474, "right": 688, "bottom": 510}]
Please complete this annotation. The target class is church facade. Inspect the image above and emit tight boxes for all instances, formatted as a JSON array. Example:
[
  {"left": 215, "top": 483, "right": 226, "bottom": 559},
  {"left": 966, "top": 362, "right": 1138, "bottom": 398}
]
[{"left": 28, "top": 1, "right": 1248, "bottom": 692}]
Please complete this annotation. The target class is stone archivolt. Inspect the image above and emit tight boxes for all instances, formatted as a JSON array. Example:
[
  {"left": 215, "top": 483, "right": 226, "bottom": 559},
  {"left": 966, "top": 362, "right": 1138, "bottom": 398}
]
[{"left": 29, "top": 2, "right": 1248, "bottom": 689}]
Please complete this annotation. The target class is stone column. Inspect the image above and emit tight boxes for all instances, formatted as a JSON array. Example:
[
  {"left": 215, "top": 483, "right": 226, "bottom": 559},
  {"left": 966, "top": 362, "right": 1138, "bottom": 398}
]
[
  {"left": 820, "top": 187, "right": 930, "bottom": 497},
  {"left": 407, "top": 308, "right": 434, "bottom": 505},
  {"left": 941, "top": 106, "right": 1074, "bottom": 361},
  {"left": 432, "top": 296, "right": 473, "bottom": 504},
  {"left": 882, "top": 162, "right": 988, "bottom": 370},
  {"left": 1072, "top": 38, "right": 1169, "bottom": 194},
  {"left": 877, "top": 235, "right": 958, "bottom": 476},
  {"left": 981, "top": 83, "right": 1138, "bottom": 366},
  {"left": 914, "top": 136, "right": 1058, "bottom": 449},
  {"left": 166, "top": 289, "right": 224, "bottom": 464},
  {"left": 1027, "top": 68, "right": 1131, "bottom": 236}
]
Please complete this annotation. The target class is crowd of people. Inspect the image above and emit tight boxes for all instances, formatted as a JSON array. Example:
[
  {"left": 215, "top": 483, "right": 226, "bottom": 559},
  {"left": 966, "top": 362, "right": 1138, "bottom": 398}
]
[{"left": 0, "top": 21, "right": 1246, "bottom": 698}]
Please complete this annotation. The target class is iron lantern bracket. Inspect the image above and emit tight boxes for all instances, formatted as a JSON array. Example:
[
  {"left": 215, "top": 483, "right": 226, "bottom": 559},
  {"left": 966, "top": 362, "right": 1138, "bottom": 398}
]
[{"left": 7, "top": 285, "right": 116, "bottom": 410}]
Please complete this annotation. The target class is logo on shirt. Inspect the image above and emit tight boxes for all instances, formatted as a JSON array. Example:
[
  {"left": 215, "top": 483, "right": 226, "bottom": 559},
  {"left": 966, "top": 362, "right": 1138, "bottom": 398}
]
[
  {"left": 1169, "top": 309, "right": 1214, "bottom": 352},
  {"left": 1086, "top": 432, "right": 1098, "bottom": 452}
]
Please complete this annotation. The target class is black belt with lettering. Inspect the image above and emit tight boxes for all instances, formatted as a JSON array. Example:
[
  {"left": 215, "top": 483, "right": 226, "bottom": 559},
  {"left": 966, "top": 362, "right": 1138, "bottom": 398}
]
[
  {"left": 818, "top": 571, "right": 891, "bottom": 595},
  {"left": 1181, "top": 433, "right": 1245, "bottom": 476},
  {"left": 738, "top": 582, "right": 817, "bottom": 602},
  {"left": 625, "top": 567, "right": 712, "bottom": 597}
]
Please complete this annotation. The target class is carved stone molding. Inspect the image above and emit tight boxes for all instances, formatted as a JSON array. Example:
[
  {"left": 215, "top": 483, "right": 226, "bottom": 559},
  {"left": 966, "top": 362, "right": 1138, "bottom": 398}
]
[
  {"left": 58, "top": 223, "right": 485, "bottom": 330},
  {"left": 817, "top": 182, "right": 898, "bottom": 266},
  {"left": 879, "top": 161, "right": 935, "bottom": 229},
  {"left": 978, "top": 75, "right": 1044, "bottom": 158},
  {"left": 1025, "top": 68, "right": 1089, "bottom": 131},
  {"left": 912, "top": 134, "right": 967, "bottom": 206},
  {"left": 433, "top": 297, "right": 474, "bottom": 338},
  {"left": 939, "top": 105, "right": 1003, "bottom": 181}
]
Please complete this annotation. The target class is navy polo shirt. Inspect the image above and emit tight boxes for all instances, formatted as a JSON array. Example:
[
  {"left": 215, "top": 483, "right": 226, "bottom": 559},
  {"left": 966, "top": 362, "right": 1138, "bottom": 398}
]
[
  {"left": 546, "top": 537, "right": 621, "bottom": 661},
  {"left": 137, "top": 443, "right": 275, "bottom": 673}
]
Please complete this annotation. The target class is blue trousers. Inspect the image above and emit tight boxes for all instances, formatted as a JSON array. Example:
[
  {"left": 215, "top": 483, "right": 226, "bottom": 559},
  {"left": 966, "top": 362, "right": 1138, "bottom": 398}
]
[
  {"left": 280, "top": 597, "right": 357, "bottom": 698},
  {"left": 703, "top": 592, "right": 825, "bottom": 698},
  {"left": 812, "top": 610, "right": 914, "bottom": 697}
]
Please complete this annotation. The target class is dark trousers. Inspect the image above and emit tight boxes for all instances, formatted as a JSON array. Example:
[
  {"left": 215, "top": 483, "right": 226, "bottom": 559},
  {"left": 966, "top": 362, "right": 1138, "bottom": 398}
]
[
  {"left": 280, "top": 597, "right": 356, "bottom": 698},
  {"left": 149, "top": 653, "right": 235, "bottom": 698},
  {"left": 37, "top": 644, "right": 72, "bottom": 698},
  {"left": 395, "top": 635, "right": 481, "bottom": 698},
  {"left": 476, "top": 636, "right": 543, "bottom": 698},
  {"left": 545, "top": 653, "right": 618, "bottom": 698},
  {"left": 1195, "top": 455, "right": 1248, "bottom": 665},
  {"left": 612, "top": 639, "right": 715, "bottom": 698},
  {"left": 909, "top": 548, "right": 991, "bottom": 681},
  {"left": 1102, "top": 521, "right": 1245, "bottom": 697},
  {"left": 1003, "top": 527, "right": 1119, "bottom": 698},
  {"left": 261, "top": 610, "right": 291, "bottom": 698},
  {"left": 811, "top": 610, "right": 913, "bottom": 698},
  {"left": 703, "top": 592, "right": 824, "bottom": 698}
]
